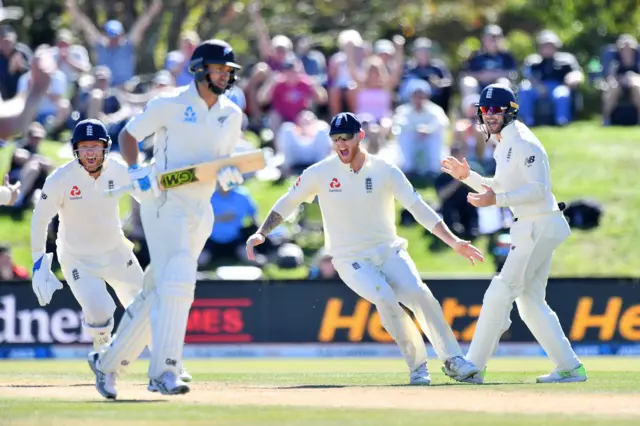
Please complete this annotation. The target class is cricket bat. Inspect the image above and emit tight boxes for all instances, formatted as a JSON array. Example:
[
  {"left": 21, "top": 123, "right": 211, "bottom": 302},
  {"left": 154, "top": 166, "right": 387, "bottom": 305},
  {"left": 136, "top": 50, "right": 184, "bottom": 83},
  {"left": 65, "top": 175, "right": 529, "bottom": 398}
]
[{"left": 105, "top": 149, "right": 266, "bottom": 198}]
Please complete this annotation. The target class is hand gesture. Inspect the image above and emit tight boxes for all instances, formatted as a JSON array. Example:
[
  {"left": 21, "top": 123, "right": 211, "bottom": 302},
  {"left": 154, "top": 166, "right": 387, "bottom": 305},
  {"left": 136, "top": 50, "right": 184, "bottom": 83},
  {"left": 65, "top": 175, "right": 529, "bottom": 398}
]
[
  {"left": 467, "top": 184, "right": 496, "bottom": 208},
  {"left": 441, "top": 156, "right": 470, "bottom": 180},
  {"left": 30, "top": 49, "right": 56, "bottom": 93},
  {"left": 453, "top": 240, "right": 484, "bottom": 266},
  {"left": 3, "top": 174, "right": 21, "bottom": 206},
  {"left": 246, "top": 233, "right": 266, "bottom": 261},
  {"left": 392, "top": 35, "right": 406, "bottom": 47}
]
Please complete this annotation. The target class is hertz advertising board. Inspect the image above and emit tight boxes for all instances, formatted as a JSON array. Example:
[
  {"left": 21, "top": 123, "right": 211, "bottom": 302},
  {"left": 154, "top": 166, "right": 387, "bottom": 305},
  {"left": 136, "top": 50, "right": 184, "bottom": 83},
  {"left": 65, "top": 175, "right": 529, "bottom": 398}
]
[{"left": 0, "top": 279, "right": 638, "bottom": 347}]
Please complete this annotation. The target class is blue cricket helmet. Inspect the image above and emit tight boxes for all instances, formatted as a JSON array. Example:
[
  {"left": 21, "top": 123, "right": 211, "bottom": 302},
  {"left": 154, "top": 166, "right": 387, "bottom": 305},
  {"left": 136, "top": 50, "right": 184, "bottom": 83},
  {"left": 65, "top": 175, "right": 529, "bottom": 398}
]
[
  {"left": 71, "top": 118, "right": 111, "bottom": 170},
  {"left": 476, "top": 83, "right": 519, "bottom": 128}
]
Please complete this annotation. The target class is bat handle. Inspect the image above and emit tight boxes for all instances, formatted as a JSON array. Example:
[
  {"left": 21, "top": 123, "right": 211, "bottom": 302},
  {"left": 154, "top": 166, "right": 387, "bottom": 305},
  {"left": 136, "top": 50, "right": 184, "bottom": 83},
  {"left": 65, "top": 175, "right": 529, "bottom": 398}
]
[{"left": 104, "top": 184, "right": 135, "bottom": 198}]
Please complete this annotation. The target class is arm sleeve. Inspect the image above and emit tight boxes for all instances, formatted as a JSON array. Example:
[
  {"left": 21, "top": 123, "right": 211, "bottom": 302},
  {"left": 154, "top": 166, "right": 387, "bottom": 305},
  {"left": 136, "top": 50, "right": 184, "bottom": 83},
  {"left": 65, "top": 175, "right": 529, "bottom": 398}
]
[
  {"left": 272, "top": 167, "right": 319, "bottom": 219},
  {"left": 124, "top": 96, "right": 166, "bottom": 141},
  {"left": 0, "top": 186, "right": 11, "bottom": 205},
  {"left": 461, "top": 170, "right": 496, "bottom": 193},
  {"left": 389, "top": 164, "right": 442, "bottom": 232},
  {"left": 30, "top": 171, "right": 64, "bottom": 260},
  {"left": 495, "top": 144, "right": 548, "bottom": 207}
]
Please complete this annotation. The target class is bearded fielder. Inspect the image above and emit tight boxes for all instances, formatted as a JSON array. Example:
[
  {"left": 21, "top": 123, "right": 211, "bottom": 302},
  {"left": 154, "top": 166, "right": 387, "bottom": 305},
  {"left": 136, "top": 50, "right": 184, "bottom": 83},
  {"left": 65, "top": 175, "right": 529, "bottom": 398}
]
[
  {"left": 441, "top": 84, "right": 587, "bottom": 384},
  {"left": 246, "top": 112, "right": 484, "bottom": 385},
  {"left": 87, "top": 40, "right": 245, "bottom": 399}
]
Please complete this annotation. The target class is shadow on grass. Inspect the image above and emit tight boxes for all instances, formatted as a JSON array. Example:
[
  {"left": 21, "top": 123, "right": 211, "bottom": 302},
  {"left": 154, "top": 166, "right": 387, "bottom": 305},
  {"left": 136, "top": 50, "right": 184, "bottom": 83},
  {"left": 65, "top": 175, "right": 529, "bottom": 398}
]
[
  {"left": 1, "top": 384, "right": 92, "bottom": 388},
  {"left": 276, "top": 381, "right": 537, "bottom": 389}
]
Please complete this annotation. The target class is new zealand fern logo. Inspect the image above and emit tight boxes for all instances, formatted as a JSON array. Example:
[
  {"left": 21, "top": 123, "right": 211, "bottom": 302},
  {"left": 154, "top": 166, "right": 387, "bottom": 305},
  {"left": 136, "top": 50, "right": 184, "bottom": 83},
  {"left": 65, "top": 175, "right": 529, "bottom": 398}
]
[{"left": 162, "top": 168, "right": 198, "bottom": 188}]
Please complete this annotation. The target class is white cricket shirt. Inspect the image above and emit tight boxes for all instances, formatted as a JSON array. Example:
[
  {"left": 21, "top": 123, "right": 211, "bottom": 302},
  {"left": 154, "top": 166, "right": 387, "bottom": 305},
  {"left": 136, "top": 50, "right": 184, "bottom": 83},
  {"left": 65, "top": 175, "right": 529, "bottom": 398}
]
[
  {"left": 31, "top": 158, "right": 132, "bottom": 259},
  {"left": 273, "top": 153, "right": 440, "bottom": 260},
  {"left": 462, "top": 121, "right": 559, "bottom": 218},
  {"left": 124, "top": 82, "right": 243, "bottom": 202}
]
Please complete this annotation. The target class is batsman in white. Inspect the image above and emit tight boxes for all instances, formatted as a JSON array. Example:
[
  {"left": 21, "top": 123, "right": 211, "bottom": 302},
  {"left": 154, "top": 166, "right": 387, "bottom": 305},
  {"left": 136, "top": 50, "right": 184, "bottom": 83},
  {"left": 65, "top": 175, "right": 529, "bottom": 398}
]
[
  {"left": 440, "top": 84, "right": 587, "bottom": 384},
  {"left": 246, "top": 112, "right": 484, "bottom": 385},
  {"left": 88, "top": 39, "right": 245, "bottom": 399},
  {"left": 0, "top": 174, "right": 20, "bottom": 206}
]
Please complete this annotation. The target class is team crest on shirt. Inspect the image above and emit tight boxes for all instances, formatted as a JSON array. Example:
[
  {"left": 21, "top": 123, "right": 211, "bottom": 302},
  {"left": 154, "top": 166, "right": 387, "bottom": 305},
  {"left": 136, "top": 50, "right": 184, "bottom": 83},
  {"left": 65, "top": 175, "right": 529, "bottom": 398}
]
[
  {"left": 365, "top": 177, "right": 372, "bottom": 193},
  {"left": 506, "top": 147, "right": 512, "bottom": 162},
  {"left": 184, "top": 106, "right": 197, "bottom": 123}
]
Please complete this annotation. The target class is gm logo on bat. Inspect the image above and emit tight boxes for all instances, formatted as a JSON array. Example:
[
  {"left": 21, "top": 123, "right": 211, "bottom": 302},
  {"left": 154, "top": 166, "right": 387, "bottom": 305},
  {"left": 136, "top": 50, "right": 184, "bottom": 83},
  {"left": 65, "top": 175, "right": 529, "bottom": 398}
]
[{"left": 162, "top": 168, "right": 199, "bottom": 188}]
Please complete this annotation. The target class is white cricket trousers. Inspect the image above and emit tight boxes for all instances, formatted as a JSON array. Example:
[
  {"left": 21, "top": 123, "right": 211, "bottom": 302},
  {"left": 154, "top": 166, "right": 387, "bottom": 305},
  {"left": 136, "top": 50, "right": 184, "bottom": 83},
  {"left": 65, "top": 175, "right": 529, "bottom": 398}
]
[
  {"left": 140, "top": 192, "right": 213, "bottom": 379},
  {"left": 467, "top": 212, "right": 581, "bottom": 371},
  {"left": 58, "top": 242, "right": 143, "bottom": 335},
  {"left": 332, "top": 243, "right": 463, "bottom": 372}
]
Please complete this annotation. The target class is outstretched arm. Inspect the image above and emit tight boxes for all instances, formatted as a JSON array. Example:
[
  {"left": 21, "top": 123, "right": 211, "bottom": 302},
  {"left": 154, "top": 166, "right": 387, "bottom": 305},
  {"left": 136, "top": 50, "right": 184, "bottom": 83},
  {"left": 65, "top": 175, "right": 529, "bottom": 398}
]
[{"left": 128, "top": 0, "right": 163, "bottom": 47}]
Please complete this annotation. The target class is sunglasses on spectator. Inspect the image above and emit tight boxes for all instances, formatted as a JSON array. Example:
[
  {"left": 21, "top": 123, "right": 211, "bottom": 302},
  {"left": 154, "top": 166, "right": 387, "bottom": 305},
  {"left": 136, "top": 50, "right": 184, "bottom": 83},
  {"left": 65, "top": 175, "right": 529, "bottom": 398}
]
[
  {"left": 330, "top": 133, "right": 355, "bottom": 142},
  {"left": 479, "top": 106, "right": 508, "bottom": 115}
]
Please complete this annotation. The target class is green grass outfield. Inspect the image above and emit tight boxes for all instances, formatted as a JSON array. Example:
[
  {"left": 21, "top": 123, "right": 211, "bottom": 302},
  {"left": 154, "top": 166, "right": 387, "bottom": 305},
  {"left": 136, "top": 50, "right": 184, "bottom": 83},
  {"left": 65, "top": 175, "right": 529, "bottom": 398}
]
[
  {"left": 0, "top": 357, "right": 639, "bottom": 425},
  {"left": 1, "top": 121, "right": 639, "bottom": 278}
]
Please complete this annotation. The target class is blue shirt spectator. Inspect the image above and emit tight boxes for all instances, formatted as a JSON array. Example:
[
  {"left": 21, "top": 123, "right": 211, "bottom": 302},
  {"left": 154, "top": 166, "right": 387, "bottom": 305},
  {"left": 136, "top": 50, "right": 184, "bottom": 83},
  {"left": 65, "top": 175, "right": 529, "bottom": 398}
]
[{"left": 210, "top": 186, "right": 258, "bottom": 244}]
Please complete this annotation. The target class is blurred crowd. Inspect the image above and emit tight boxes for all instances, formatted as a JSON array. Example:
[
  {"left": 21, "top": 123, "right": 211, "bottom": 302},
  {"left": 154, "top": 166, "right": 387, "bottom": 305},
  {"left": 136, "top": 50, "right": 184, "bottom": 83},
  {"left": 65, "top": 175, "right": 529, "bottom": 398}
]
[{"left": 0, "top": 1, "right": 634, "bottom": 278}]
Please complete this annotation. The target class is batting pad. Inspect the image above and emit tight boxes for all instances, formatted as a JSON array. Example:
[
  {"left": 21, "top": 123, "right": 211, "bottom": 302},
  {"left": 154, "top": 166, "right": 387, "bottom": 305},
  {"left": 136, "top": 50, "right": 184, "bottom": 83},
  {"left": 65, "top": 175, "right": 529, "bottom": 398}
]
[
  {"left": 147, "top": 296, "right": 192, "bottom": 379},
  {"left": 99, "top": 266, "right": 155, "bottom": 373},
  {"left": 99, "top": 290, "right": 153, "bottom": 373}
]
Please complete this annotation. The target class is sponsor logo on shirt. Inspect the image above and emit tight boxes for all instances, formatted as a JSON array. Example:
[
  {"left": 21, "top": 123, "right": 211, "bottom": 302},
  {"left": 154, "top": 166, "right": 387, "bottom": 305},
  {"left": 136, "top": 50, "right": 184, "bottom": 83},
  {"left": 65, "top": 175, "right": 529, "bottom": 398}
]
[
  {"left": 329, "top": 178, "right": 342, "bottom": 192},
  {"left": 69, "top": 186, "right": 82, "bottom": 200}
]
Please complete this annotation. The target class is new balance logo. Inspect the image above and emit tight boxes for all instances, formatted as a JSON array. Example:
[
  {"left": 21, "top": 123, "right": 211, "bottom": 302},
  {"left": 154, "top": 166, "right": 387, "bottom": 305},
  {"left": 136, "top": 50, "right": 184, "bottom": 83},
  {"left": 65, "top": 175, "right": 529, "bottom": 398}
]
[{"left": 72, "top": 269, "right": 80, "bottom": 281}]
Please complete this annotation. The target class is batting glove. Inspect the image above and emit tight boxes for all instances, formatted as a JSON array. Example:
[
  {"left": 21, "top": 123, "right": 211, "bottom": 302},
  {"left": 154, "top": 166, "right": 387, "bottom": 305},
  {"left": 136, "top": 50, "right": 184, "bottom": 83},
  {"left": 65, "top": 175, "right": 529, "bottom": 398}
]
[
  {"left": 128, "top": 164, "right": 161, "bottom": 197},
  {"left": 218, "top": 166, "right": 244, "bottom": 191}
]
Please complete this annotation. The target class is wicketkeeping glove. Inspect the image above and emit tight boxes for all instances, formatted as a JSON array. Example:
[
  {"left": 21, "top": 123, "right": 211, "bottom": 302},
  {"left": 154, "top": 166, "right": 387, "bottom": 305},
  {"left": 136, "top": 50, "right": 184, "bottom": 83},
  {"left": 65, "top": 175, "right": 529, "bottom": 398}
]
[
  {"left": 128, "top": 164, "right": 161, "bottom": 197},
  {"left": 31, "top": 253, "right": 63, "bottom": 306},
  {"left": 218, "top": 166, "right": 244, "bottom": 191}
]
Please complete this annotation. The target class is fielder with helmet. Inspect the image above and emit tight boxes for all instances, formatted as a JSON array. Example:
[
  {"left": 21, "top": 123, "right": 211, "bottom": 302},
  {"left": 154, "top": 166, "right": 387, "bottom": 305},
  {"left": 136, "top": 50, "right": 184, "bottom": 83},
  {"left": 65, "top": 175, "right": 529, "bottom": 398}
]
[
  {"left": 30, "top": 119, "right": 145, "bottom": 353},
  {"left": 441, "top": 84, "right": 587, "bottom": 384},
  {"left": 88, "top": 40, "right": 245, "bottom": 398}
]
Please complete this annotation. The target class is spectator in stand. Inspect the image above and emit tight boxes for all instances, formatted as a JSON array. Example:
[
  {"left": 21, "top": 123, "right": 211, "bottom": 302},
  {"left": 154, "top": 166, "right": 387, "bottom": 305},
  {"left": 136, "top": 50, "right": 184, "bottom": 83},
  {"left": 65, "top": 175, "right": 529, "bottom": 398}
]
[
  {"left": 295, "top": 35, "right": 327, "bottom": 87},
  {"left": 601, "top": 34, "right": 640, "bottom": 125},
  {"left": 452, "top": 93, "right": 496, "bottom": 175},
  {"left": 277, "top": 110, "right": 332, "bottom": 176},
  {"left": 51, "top": 29, "right": 91, "bottom": 94},
  {"left": 245, "top": 1, "right": 295, "bottom": 126},
  {"left": 327, "top": 29, "right": 366, "bottom": 117},
  {"left": 0, "top": 244, "right": 29, "bottom": 280},
  {"left": 17, "top": 45, "right": 71, "bottom": 134},
  {"left": 165, "top": 30, "right": 200, "bottom": 87},
  {"left": 257, "top": 54, "right": 327, "bottom": 137},
  {"left": 0, "top": 48, "right": 54, "bottom": 139},
  {"left": 6, "top": 122, "right": 55, "bottom": 215},
  {"left": 346, "top": 35, "right": 405, "bottom": 140},
  {"left": 459, "top": 25, "right": 517, "bottom": 98},
  {"left": 519, "top": 30, "right": 584, "bottom": 126},
  {"left": 66, "top": 0, "right": 163, "bottom": 87},
  {"left": 401, "top": 37, "right": 452, "bottom": 113},
  {"left": 393, "top": 79, "right": 449, "bottom": 183},
  {"left": 433, "top": 142, "right": 479, "bottom": 243},
  {"left": 0, "top": 24, "right": 31, "bottom": 101},
  {"left": 307, "top": 249, "right": 339, "bottom": 280}
]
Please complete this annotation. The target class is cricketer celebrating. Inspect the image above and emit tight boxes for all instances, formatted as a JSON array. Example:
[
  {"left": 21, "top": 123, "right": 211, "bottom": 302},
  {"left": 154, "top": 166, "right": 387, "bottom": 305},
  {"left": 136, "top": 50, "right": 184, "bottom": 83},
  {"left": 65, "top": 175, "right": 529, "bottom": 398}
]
[
  {"left": 441, "top": 84, "right": 587, "bottom": 384},
  {"left": 30, "top": 119, "right": 144, "bottom": 351},
  {"left": 88, "top": 39, "right": 244, "bottom": 399},
  {"left": 246, "top": 112, "right": 484, "bottom": 385}
]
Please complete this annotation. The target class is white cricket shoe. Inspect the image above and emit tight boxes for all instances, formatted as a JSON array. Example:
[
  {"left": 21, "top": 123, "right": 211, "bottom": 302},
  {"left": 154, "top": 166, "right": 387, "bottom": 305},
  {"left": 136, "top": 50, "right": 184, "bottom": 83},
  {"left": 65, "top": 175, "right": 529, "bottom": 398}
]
[
  {"left": 148, "top": 371, "right": 190, "bottom": 395},
  {"left": 409, "top": 363, "right": 431, "bottom": 385},
  {"left": 537, "top": 364, "right": 587, "bottom": 383},
  {"left": 88, "top": 352, "right": 117, "bottom": 399},
  {"left": 442, "top": 356, "right": 480, "bottom": 382}
]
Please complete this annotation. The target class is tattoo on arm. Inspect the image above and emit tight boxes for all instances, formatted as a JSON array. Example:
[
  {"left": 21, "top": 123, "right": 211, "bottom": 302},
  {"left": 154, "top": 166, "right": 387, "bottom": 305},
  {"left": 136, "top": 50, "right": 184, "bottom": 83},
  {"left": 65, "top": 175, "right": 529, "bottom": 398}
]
[{"left": 258, "top": 211, "right": 284, "bottom": 236}]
